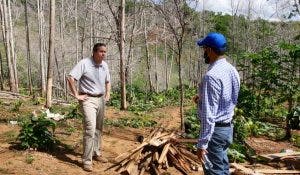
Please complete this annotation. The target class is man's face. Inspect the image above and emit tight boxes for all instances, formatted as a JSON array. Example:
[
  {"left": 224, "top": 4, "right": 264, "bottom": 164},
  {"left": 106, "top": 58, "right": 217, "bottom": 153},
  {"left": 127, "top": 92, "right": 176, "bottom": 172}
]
[{"left": 93, "top": 46, "right": 107, "bottom": 63}]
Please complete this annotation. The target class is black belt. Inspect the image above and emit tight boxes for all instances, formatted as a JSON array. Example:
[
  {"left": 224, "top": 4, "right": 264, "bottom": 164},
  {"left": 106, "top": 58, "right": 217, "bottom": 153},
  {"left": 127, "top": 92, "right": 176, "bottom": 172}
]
[
  {"left": 79, "top": 92, "right": 103, "bottom": 97},
  {"left": 215, "top": 122, "right": 231, "bottom": 127}
]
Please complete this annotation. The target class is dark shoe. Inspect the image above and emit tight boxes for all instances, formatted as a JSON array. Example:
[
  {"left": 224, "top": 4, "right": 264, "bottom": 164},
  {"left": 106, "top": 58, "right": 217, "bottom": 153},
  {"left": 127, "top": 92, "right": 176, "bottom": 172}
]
[
  {"left": 94, "top": 155, "right": 108, "bottom": 163},
  {"left": 83, "top": 164, "right": 93, "bottom": 172}
]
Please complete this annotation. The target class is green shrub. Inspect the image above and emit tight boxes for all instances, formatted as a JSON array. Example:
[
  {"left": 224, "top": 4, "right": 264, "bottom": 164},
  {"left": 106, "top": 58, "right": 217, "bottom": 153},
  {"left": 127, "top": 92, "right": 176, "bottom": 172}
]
[
  {"left": 109, "top": 84, "right": 196, "bottom": 112},
  {"left": 11, "top": 100, "right": 23, "bottom": 112},
  {"left": 228, "top": 143, "right": 247, "bottom": 163},
  {"left": 66, "top": 103, "right": 83, "bottom": 119},
  {"left": 31, "top": 97, "right": 45, "bottom": 105},
  {"left": 104, "top": 116, "right": 157, "bottom": 128},
  {"left": 25, "top": 154, "right": 34, "bottom": 164},
  {"left": 17, "top": 113, "right": 57, "bottom": 151},
  {"left": 184, "top": 106, "right": 200, "bottom": 139}
]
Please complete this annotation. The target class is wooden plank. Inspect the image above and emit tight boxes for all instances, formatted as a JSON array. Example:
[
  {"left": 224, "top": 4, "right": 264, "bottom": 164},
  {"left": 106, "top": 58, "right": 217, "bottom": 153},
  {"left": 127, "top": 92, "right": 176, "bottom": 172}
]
[
  {"left": 139, "top": 167, "right": 145, "bottom": 175},
  {"left": 158, "top": 143, "right": 171, "bottom": 164},
  {"left": 115, "top": 141, "right": 148, "bottom": 161},
  {"left": 259, "top": 152, "right": 300, "bottom": 161},
  {"left": 171, "top": 138, "right": 198, "bottom": 143},
  {"left": 124, "top": 160, "right": 139, "bottom": 175},
  {"left": 257, "top": 169, "right": 300, "bottom": 174},
  {"left": 230, "top": 163, "right": 260, "bottom": 175},
  {"left": 153, "top": 151, "right": 159, "bottom": 163},
  {"left": 168, "top": 153, "right": 188, "bottom": 175},
  {"left": 151, "top": 163, "right": 161, "bottom": 175}
]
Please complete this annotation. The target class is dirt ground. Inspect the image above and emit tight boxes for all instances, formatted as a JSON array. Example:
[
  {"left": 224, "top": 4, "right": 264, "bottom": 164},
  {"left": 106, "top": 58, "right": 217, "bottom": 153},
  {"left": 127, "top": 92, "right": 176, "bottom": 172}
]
[{"left": 0, "top": 103, "right": 299, "bottom": 175}]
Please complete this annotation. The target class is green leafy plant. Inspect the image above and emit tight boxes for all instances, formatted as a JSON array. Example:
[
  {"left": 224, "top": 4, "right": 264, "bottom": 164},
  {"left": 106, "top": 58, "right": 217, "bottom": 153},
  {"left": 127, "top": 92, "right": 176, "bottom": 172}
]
[
  {"left": 109, "top": 84, "right": 196, "bottom": 113},
  {"left": 31, "top": 97, "right": 45, "bottom": 105},
  {"left": 11, "top": 100, "right": 23, "bottom": 112},
  {"left": 17, "top": 113, "right": 57, "bottom": 151},
  {"left": 104, "top": 116, "right": 157, "bottom": 128},
  {"left": 66, "top": 103, "right": 83, "bottom": 119},
  {"left": 184, "top": 106, "right": 200, "bottom": 139},
  {"left": 228, "top": 143, "right": 247, "bottom": 163},
  {"left": 25, "top": 154, "right": 34, "bottom": 164}
]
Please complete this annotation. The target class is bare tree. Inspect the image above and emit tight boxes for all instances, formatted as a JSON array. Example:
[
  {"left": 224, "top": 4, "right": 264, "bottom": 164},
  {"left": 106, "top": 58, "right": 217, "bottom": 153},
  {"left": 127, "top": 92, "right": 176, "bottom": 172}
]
[
  {"left": 107, "top": 0, "right": 127, "bottom": 110},
  {"left": 24, "top": 0, "right": 33, "bottom": 94},
  {"left": 153, "top": 0, "right": 195, "bottom": 132},
  {"left": 7, "top": 0, "right": 18, "bottom": 92},
  {"left": 58, "top": 0, "right": 67, "bottom": 99},
  {"left": 75, "top": 0, "right": 79, "bottom": 62},
  {"left": 143, "top": 12, "right": 154, "bottom": 92},
  {"left": 46, "top": 0, "right": 56, "bottom": 108},
  {"left": 37, "top": 0, "right": 46, "bottom": 96},
  {"left": 0, "top": 0, "right": 17, "bottom": 92}
]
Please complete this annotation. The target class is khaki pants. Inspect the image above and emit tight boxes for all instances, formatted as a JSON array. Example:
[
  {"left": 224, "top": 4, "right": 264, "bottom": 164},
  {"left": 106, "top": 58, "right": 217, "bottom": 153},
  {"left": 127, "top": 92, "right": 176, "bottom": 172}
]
[{"left": 80, "top": 96, "right": 105, "bottom": 165}]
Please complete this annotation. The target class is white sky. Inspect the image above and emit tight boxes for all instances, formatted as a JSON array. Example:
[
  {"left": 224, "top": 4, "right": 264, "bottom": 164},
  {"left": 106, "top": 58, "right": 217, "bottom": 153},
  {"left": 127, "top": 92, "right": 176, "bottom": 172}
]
[{"left": 193, "top": 0, "right": 300, "bottom": 21}]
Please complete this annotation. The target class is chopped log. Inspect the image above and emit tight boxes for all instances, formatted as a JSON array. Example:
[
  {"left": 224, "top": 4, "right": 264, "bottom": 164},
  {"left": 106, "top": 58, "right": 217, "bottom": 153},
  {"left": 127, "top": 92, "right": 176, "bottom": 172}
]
[
  {"left": 171, "top": 138, "right": 198, "bottom": 143},
  {"left": 231, "top": 163, "right": 262, "bottom": 175},
  {"left": 258, "top": 152, "right": 300, "bottom": 162},
  {"left": 167, "top": 152, "right": 189, "bottom": 175},
  {"left": 153, "top": 151, "right": 159, "bottom": 163},
  {"left": 256, "top": 169, "right": 300, "bottom": 174},
  {"left": 151, "top": 163, "right": 161, "bottom": 175},
  {"left": 112, "top": 129, "right": 205, "bottom": 175},
  {"left": 124, "top": 160, "right": 139, "bottom": 175},
  {"left": 158, "top": 143, "right": 171, "bottom": 164}
]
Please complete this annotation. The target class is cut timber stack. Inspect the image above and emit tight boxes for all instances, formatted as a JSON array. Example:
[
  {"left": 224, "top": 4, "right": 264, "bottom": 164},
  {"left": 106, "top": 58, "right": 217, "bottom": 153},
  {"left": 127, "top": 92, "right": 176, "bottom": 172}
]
[{"left": 108, "top": 128, "right": 202, "bottom": 175}]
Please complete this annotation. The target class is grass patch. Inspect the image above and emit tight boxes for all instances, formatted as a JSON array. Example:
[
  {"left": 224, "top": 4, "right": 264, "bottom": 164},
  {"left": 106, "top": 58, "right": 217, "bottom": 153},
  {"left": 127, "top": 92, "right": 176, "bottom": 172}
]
[
  {"left": 104, "top": 115, "right": 157, "bottom": 128},
  {"left": 25, "top": 154, "right": 34, "bottom": 164},
  {"left": 2, "top": 130, "right": 18, "bottom": 142}
]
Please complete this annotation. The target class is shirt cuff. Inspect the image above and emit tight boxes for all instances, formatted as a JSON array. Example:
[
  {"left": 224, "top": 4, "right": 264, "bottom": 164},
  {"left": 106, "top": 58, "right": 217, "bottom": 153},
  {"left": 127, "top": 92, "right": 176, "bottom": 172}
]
[{"left": 197, "top": 139, "right": 208, "bottom": 149}]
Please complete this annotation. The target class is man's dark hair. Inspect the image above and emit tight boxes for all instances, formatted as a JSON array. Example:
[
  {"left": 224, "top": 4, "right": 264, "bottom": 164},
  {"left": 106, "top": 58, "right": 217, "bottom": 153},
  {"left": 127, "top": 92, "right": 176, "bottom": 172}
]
[
  {"left": 93, "top": 43, "right": 106, "bottom": 52},
  {"left": 209, "top": 46, "right": 226, "bottom": 56}
]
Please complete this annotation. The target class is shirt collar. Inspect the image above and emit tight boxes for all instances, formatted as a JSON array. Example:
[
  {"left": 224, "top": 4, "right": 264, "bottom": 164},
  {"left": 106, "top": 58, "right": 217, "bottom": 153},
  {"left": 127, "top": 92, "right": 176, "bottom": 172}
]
[
  {"left": 91, "top": 57, "right": 103, "bottom": 68},
  {"left": 208, "top": 58, "right": 226, "bottom": 70}
]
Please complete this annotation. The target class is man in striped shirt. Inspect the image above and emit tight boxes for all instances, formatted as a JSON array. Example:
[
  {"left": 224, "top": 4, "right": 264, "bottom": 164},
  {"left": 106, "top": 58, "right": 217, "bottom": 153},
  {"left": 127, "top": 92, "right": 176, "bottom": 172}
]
[{"left": 196, "top": 32, "right": 240, "bottom": 175}]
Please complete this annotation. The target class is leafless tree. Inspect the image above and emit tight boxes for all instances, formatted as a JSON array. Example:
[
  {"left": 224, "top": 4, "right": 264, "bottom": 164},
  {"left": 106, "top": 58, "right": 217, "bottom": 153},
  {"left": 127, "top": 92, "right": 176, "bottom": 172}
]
[
  {"left": 46, "top": 0, "right": 56, "bottom": 108},
  {"left": 107, "top": 0, "right": 127, "bottom": 110},
  {"left": 24, "top": 0, "right": 33, "bottom": 94}
]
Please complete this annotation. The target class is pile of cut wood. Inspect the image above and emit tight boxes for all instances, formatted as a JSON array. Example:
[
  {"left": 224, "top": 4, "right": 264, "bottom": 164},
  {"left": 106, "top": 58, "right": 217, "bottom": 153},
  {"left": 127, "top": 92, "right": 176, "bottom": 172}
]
[{"left": 107, "top": 128, "right": 201, "bottom": 175}]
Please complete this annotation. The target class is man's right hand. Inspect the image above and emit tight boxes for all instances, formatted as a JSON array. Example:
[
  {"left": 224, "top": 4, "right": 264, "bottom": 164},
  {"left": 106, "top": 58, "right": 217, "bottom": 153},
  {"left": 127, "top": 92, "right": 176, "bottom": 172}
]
[{"left": 76, "top": 94, "right": 88, "bottom": 101}]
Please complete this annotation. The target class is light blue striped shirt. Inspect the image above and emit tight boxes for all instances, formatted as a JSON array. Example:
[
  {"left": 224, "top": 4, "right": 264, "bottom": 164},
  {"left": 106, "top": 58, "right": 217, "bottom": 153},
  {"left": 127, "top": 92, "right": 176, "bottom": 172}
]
[{"left": 197, "top": 58, "right": 240, "bottom": 149}]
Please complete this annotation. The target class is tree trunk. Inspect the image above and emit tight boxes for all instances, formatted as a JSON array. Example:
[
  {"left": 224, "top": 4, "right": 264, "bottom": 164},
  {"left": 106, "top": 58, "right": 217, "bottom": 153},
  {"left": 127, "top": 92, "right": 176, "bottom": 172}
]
[
  {"left": 0, "top": 1, "right": 5, "bottom": 90},
  {"left": 24, "top": 0, "right": 33, "bottom": 95},
  {"left": 59, "top": 0, "right": 67, "bottom": 99},
  {"left": 168, "top": 38, "right": 175, "bottom": 89},
  {"left": 8, "top": 0, "right": 18, "bottom": 92},
  {"left": 90, "top": 0, "right": 94, "bottom": 51},
  {"left": 154, "top": 36, "right": 158, "bottom": 92},
  {"left": 1, "top": 0, "right": 16, "bottom": 92},
  {"left": 75, "top": 0, "right": 79, "bottom": 62},
  {"left": 143, "top": 15, "right": 154, "bottom": 92},
  {"left": 0, "top": 51, "right": 3, "bottom": 90},
  {"left": 120, "top": 0, "right": 127, "bottom": 110},
  {"left": 125, "top": 0, "right": 137, "bottom": 84},
  {"left": 37, "top": 0, "right": 46, "bottom": 97},
  {"left": 46, "top": 0, "right": 55, "bottom": 108}
]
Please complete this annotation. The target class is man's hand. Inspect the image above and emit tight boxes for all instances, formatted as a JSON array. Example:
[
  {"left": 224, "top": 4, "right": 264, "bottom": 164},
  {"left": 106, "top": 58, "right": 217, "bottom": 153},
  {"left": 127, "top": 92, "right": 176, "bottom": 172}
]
[
  {"left": 197, "top": 148, "right": 207, "bottom": 164},
  {"left": 104, "top": 94, "right": 110, "bottom": 103},
  {"left": 76, "top": 94, "right": 88, "bottom": 101}
]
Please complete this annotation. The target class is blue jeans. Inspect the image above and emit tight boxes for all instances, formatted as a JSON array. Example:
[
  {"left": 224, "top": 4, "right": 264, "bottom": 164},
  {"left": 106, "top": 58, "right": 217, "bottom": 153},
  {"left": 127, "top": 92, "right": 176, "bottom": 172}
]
[{"left": 204, "top": 126, "right": 233, "bottom": 175}]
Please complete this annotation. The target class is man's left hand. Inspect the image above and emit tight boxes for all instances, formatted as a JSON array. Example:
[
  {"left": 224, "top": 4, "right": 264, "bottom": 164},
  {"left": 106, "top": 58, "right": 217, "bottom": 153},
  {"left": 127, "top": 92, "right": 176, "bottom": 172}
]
[{"left": 197, "top": 148, "right": 207, "bottom": 164}]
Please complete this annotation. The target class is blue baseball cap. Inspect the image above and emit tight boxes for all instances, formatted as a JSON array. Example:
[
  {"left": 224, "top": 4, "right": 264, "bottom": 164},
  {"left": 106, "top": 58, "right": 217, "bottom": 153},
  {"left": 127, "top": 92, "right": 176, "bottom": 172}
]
[{"left": 197, "top": 32, "right": 227, "bottom": 52}]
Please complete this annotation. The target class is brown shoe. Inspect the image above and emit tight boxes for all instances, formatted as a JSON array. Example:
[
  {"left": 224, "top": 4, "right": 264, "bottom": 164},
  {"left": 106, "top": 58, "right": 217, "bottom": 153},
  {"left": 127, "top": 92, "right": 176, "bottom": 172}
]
[
  {"left": 83, "top": 164, "right": 93, "bottom": 172},
  {"left": 94, "top": 155, "right": 108, "bottom": 163}
]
